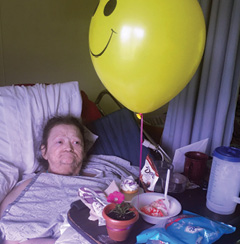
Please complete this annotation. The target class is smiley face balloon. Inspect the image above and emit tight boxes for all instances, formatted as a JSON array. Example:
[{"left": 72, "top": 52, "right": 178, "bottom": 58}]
[{"left": 89, "top": 0, "right": 206, "bottom": 113}]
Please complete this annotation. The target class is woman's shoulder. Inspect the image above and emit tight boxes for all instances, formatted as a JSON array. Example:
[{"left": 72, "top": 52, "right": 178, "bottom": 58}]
[{"left": 0, "top": 177, "right": 33, "bottom": 218}]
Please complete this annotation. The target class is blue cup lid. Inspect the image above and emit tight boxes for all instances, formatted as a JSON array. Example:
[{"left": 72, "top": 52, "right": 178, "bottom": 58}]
[{"left": 213, "top": 146, "right": 240, "bottom": 162}]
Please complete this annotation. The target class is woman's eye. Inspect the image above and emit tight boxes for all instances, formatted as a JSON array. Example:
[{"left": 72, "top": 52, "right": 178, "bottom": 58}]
[
  {"left": 57, "top": 140, "right": 63, "bottom": 144},
  {"left": 104, "top": 0, "right": 117, "bottom": 16},
  {"left": 74, "top": 141, "right": 81, "bottom": 145}
]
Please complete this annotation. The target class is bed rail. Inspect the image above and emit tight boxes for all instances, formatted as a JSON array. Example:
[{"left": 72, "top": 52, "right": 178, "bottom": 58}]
[{"left": 94, "top": 89, "right": 124, "bottom": 116}]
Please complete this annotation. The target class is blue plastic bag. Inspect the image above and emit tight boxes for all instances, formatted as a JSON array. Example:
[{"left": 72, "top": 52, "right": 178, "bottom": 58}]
[{"left": 136, "top": 210, "right": 236, "bottom": 244}]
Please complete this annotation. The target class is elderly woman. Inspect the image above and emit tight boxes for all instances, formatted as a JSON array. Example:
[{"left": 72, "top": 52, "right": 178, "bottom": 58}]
[
  {"left": 0, "top": 116, "right": 139, "bottom": 243},
  {"left": 0, "top": 116, "right": 86, "bottom": 243}
]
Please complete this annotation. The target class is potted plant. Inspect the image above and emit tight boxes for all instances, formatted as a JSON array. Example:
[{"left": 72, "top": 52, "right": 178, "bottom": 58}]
[{"left": 102, "top": 191, "right": 139, "bottom": 242}]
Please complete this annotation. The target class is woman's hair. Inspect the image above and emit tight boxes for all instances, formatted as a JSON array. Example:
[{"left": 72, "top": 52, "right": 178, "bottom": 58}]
[{"left": 38, "top": 116, "right": 85, "bottom": 169}]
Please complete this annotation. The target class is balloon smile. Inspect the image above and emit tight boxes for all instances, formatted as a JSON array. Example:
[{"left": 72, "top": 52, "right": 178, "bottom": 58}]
[{"left": 91, "top": 29, "right": 117, "bottom": 58}]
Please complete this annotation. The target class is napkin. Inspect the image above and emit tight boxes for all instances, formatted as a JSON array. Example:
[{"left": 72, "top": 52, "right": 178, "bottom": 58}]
[{"left": 172, "top": 138, "right": 209, "bottom": 173}]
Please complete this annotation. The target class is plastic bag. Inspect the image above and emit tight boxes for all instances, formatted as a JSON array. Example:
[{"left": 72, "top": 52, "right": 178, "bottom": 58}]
[
  {"left": 136, "top": 210, "right": 236, "bottom": 244},
  {"left": 78, "top": 187, "right": 108, "bottom": 226},
  {"left": 140, "top": 155, "right": 159, "bottom": 192}
]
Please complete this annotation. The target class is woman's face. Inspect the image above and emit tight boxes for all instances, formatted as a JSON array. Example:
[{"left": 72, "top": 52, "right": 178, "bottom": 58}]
[{"left": 41, "top": 124, "right": 84, "bottom": 176}]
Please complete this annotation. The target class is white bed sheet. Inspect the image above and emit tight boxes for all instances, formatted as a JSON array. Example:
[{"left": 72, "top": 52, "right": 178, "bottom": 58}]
[{"left": 0, "top": 162, "right": 19, "bottom": 203}]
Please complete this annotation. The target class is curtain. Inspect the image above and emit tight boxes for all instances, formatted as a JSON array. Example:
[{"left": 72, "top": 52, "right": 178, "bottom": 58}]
[{"left": 161, "top": 0, "right": 240, "bottom": 158}]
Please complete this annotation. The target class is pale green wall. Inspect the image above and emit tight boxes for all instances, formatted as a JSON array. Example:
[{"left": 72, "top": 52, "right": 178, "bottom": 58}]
[{"left": 0, "top": 0, "right": 118, "bottom": 111}]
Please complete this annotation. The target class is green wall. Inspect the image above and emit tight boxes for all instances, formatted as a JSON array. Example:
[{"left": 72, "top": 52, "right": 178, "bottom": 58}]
[{"left": 0, "top": 0, "right": 115, "bottom": 109}]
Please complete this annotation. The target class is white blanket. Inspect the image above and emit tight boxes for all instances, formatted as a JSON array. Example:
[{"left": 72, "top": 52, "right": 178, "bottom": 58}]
[
  {"left": 0, "top": 155, "right": 139, "bottom": 242},
  {"left": 0, "top": 162, "right": 19, "bottom": 203}
]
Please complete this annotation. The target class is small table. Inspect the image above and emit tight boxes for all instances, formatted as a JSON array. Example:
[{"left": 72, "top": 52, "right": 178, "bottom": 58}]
[{"left": 68, "top": 188, "right": 240, "bottom": 244}]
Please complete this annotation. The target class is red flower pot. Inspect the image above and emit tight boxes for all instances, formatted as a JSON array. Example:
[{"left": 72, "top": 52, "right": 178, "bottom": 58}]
[{"left": 102, "top": 203, "right": 139, "bottom": 242}]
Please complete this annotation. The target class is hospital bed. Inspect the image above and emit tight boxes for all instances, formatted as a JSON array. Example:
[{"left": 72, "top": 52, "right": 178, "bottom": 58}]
[{"left": 0, "top": 81, "right": 161, "bottom": 242}]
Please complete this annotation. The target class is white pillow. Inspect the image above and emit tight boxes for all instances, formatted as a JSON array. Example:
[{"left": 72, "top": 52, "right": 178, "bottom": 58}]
[{"left": 0, "top": 82, "right": 83, "bottom": 176}]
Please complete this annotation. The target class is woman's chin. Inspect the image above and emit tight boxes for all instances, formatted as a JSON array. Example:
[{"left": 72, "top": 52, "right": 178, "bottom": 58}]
[
  {"left": 48, "top": 158, "right": 82, "bottom": 175},
  {"left": 60, "top": 160, "right": 81, "bottom": 174}
]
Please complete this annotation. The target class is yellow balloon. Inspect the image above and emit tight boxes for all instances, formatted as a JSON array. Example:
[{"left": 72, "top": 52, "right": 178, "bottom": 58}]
[{"left": 89, "top": 0, "right": 206, "bottom": 113}]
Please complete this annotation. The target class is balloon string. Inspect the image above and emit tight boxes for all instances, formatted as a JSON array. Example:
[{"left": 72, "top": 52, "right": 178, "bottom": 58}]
[
  {"left": 138, "top": 113, "right": 143, "bottom": 183},
  {"left": 138, "top": 113, "right": 143, "bottom": 208}
]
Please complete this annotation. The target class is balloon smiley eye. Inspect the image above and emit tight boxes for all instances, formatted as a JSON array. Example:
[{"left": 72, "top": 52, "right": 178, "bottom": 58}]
[{"left": 104, "top": 0, "right": 117, "bottom": 16}]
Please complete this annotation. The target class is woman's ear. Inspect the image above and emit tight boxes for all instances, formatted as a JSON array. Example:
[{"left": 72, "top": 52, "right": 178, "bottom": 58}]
[{"left": 41, "top": 145, "right": 47, "bottom": 160}]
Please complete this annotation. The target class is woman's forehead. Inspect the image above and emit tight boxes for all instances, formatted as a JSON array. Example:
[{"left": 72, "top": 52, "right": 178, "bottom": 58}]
[{"left": 49, "top": 124, "right": 82, "bottom": 138}]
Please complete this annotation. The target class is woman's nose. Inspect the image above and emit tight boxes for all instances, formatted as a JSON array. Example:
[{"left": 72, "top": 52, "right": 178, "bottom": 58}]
[{"left": 66, "top": 141, "right": 74, "bottom": 151}]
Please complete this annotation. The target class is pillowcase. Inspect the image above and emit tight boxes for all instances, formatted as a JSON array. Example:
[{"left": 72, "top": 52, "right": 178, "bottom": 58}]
[{"left": 0, "top": 81, "right": 83, "bottom": 176}]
